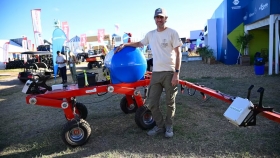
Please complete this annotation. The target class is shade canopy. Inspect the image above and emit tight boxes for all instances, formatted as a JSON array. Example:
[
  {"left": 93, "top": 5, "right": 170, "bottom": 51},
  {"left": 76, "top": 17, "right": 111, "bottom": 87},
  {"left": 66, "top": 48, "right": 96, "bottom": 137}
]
[{"left": 21, "top": 51, "right": 52, "bottom": 55}]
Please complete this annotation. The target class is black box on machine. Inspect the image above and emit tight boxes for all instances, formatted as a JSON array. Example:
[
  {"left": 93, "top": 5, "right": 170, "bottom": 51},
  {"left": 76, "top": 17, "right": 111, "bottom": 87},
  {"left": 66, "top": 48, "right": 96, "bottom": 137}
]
[{"left": 76, "top": 72, "right": 98, "bottom": 88}]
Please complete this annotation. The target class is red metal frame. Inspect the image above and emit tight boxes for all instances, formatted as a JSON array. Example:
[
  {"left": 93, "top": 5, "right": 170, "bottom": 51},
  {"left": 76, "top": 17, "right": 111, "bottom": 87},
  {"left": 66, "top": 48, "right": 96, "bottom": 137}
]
[
  {"left": 25, "top": 73, "right": 280, "bottom": 124},
  {"left": 86, "top": 57, "right": 102, "bottom": 62},
  {"left": 178, "top": 80, "right": 280, "bottom": 124}
]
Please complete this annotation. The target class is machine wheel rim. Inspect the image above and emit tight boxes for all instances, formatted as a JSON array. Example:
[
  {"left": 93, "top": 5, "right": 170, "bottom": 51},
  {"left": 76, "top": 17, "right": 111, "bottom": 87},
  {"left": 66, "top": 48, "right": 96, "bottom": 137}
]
[
  {"left": 127, "top": 104, "right": 135, "bottom": 110},
  {"left": 68, "top": 127, "right": 84, "bottom": 142},
  {"left": 143, "top": 112, "right": 153, "bottom": 124}
]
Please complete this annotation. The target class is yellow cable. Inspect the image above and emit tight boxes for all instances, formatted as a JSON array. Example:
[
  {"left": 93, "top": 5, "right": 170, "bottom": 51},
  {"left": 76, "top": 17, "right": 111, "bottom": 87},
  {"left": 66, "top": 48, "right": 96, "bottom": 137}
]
[{"left": 84, "top": 70, "right": 89, "bottom": 86}]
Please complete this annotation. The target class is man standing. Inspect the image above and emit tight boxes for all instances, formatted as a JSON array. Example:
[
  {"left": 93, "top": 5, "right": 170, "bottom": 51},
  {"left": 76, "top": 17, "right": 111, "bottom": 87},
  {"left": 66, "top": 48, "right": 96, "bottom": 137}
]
[
  {"left": 115, "top": 8, "right": 182, "bottom": 138},
  {"left": 56, "top": 51, "right": 67, "bottom": 84}
]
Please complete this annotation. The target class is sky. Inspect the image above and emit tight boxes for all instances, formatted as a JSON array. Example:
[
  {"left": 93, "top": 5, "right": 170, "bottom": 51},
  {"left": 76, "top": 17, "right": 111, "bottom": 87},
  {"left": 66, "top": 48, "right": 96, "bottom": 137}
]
[{"left": 0, "top": 0, "right": 223, "bottom": 44}]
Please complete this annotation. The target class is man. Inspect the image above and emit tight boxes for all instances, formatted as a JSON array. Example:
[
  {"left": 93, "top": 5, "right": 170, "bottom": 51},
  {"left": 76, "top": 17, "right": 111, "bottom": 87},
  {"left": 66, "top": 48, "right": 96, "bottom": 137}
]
[
  {"left": 115, "top": 8, "right": 182, "bottom": 138},
  {"left": 56, "top": 51, "right": 67, "bottom": 84}
]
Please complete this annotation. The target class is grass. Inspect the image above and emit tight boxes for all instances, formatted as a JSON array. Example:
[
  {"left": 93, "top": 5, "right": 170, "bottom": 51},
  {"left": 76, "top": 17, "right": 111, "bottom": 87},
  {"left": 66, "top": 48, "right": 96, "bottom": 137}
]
[{"left": 0, "top": 62, "right": 280, "bottom": 158}]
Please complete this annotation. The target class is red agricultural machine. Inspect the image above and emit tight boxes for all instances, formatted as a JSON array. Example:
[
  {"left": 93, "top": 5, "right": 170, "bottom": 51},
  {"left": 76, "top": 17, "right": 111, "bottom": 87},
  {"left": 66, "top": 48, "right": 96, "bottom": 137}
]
[{"left": 22, "top": 72, "right": 280, "bottom": 147}]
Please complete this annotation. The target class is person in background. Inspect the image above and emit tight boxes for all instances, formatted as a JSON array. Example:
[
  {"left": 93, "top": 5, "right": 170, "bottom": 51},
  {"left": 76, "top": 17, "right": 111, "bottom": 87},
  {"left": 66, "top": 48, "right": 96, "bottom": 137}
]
[
  {"left": 147, "top": 58, "right": 153, "bottom": 72},
  {"left": 67, "top": 51, "right": 77, "bottom": 84},
  {"left": 187, "top": 48, "right": 192, "bottom": 56},
  {"left": 115, "top": 8, "right": 182, "bottom": 138},
  {"left": 56, "top": 51, "right": 67, "bottom": 84}
]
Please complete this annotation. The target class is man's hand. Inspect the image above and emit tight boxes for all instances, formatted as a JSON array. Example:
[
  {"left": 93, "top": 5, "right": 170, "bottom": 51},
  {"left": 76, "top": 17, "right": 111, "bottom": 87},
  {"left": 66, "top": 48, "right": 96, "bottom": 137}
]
[
  {"left": 171, "top": 73, "right": 179, "bottom": 86},
  {"left": 114, "top": 44, "right": 125, "bottom": 54}
]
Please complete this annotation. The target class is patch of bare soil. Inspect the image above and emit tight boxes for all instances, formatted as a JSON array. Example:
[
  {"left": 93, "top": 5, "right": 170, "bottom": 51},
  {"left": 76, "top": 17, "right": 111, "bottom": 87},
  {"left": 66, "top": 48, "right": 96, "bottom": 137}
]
[{"left": 0, "top": 61, "right": 280, "bottom": 158}]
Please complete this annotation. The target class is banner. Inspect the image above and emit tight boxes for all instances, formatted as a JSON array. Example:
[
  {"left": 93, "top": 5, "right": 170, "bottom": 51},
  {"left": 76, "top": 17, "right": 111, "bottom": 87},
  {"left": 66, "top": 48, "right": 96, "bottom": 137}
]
[
  {"left": 22, "top": 37, "right": 27, "bottom": 50},
  {"left": 52, "top": 28, "right": 67, "bottom": 78},
  {"left": 61, "top": 21, "right": 69, "bottom": 41},
  {"left": 34, "top": 33, "right": 44, "bottom": 46},
  {"left": 31, "top": 9, "right": 44, "bottom": 46},
  {"left": 98, "top": 29, "right": 105, "bottom": 43},
  {"left": 3, "top": 42, "right": 9, "bottom": 63},
  {"left": 22, "top": 37, "right": 27, "bottom": 62},
  {"left": 80, "top": 34, "right": 87, "bottom": 46},
  {"left": 27, "top": 40, "right": 31, "bottom": 50}
]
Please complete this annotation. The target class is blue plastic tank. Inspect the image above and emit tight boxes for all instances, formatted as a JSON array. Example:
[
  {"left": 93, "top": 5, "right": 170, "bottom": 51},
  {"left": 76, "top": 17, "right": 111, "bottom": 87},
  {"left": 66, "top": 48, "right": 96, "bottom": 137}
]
[{"left": 105, "top": 46, "right": 147, "bottom": 84}]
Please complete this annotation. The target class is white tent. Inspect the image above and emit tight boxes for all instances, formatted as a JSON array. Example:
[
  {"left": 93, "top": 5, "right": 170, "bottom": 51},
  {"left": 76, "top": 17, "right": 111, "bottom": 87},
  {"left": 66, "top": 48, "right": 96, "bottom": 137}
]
[
  {"left": 8, "top": 40, "right": 26, "bottom": 53},
  {"left": 245, "top": 14, "right": 280, "bottom": 75},
  {"left": 0, "top": 40, "right": 9, "bottom": 69},
  {"left": 67, "top": 36, "right": 83, "bottom": 55}
]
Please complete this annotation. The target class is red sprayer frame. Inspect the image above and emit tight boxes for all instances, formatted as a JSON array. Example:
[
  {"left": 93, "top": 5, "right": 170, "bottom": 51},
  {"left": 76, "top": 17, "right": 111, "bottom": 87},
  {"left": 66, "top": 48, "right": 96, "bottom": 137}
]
[{"left": 25, "top": 73, "right": 280, "bottom": 124}]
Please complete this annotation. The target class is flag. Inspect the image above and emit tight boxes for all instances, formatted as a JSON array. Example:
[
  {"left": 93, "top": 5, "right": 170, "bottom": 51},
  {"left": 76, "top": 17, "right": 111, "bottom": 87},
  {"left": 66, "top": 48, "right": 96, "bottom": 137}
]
[
  {"left": 22, "top": 37, "right": 28, "bottom": 62},
  {"left": 80, "top": 34, "right": 87, "bottom": 46},
  {"left": 22, "top": 37, "right": 27, "bottom": 50},
  {"left": 31, "top": 9, "right": 44, "bottom": 46},
  {"left": 52, "top": 28, "right": 67, "bottom": 79},
  {"left": 61, "top": 21, "right": 69, "bottom": 41},
  {"left": 98, "top": 29, "right": 105, "bottom": 43},
  {"left": 123, "top": 33, "right": 132, "bottom": 44},
  {"left": 3, "top": 42, "right": 9, "bottom": 63},
  {"left": 115, "top": 24, "right": 119, "bottom": 34},
  {"left": 27, "top": 40, "right": 31, "bottom": 50}
]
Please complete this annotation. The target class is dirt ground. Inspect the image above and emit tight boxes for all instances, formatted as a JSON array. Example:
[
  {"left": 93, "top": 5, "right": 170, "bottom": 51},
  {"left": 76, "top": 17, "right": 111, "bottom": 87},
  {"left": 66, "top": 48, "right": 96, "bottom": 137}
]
[{"left": 0, "top": 61, "right": 280, "bottom": 158}]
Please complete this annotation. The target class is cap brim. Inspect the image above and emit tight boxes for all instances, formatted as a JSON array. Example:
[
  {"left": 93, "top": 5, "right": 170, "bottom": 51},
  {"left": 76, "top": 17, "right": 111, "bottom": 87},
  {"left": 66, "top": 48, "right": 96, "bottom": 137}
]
[{"left": 154, "top": 14, "right": 167, "bottom": 17}]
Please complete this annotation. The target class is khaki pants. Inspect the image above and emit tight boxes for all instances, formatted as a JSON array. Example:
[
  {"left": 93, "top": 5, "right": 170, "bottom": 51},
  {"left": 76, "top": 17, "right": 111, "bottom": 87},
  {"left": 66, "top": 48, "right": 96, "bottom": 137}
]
[
  {"left": 146, "top": 71, "right": 178, "bottom": 128},
  {"left": 69, "top": 64, "right": 77, "bottom": 82}
]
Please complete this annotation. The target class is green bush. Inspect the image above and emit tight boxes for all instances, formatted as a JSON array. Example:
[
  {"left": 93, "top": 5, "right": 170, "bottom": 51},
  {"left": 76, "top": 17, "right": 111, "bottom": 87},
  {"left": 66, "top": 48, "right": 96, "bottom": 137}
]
[{"left": 197, "top": 45, "right": 214, "bottom": 58}]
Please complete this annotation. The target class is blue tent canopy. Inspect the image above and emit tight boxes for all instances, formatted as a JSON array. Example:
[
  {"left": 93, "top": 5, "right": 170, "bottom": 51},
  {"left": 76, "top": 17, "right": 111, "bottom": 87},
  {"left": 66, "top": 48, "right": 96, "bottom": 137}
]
[{"left": 68, "top": 35, "right": 80, "bottom": 42}]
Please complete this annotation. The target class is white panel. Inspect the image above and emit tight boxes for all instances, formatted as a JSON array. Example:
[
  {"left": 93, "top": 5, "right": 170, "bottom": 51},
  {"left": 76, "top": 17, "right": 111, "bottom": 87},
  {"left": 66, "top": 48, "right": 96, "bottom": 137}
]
[
  {"left": 269, "top": 15, "right": 274, "bottom": 75},
  {"left": 245, "top": 18, "right": 270, "bottom": 31},
  {"left": 190, "top": 30, "right": 204, "bottom": 40},
  {"left": 275, "top": 17, "right": 279, "bottom": 74}
]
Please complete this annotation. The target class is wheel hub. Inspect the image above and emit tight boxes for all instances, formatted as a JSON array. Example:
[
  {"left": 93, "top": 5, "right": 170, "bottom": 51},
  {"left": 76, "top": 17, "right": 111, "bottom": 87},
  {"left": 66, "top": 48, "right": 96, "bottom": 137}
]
[{"left": 68, "top": 127, "right": 84, "bottom": 142}]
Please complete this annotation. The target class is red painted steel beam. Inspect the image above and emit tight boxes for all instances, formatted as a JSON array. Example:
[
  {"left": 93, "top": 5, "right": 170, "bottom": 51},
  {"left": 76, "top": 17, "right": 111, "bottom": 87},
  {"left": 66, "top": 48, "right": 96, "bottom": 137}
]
[
  {"left": 179, "top": 80, "right": 280, "bottom": 124},
  {"left": 179, "top": 80, "right": 234, "bottom": 103}
]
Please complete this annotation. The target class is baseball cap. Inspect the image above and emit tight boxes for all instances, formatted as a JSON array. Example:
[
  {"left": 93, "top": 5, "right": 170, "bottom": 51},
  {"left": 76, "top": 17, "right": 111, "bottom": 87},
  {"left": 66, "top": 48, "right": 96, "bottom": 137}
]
[{"left": 154, "top": 8, "right": 167, "bottom": 17}]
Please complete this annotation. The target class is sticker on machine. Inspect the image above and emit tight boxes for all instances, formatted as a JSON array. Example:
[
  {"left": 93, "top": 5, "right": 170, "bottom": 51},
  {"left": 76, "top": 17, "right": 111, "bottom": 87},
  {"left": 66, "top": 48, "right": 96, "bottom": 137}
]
[{"left": 86, "top": 88, "right": 97, "bottom": 93}]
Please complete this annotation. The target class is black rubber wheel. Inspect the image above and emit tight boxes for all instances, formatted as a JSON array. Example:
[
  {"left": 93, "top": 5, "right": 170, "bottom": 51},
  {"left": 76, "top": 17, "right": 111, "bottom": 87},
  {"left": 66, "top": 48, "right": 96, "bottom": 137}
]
[
  {"left": 75, "top": 103, "right": 88, "bottom": 120},
  {"left": 120, "top": 96, "right": 138, "bottom": 114},
  {"left": 61, "top": 119, "right": 91, "bottom": 147},
  {"left": 87, "top": 62, "right": 92, "bottom": 69},
  {"left": 135, "top": 105, "right": 155, "bottom": 130},
  {"left": 97, "top": 62, "right": 102, "bottom": 68},
  {"left": 19, "top": 79, "right": 27, "bottom": 83}
]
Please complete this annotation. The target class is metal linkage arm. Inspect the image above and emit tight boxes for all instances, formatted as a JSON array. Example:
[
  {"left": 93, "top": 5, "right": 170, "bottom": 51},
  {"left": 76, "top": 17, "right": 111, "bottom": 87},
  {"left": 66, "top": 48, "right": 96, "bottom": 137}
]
[{"left": 179, "top": 80, "right": 235, "bottom": 103}]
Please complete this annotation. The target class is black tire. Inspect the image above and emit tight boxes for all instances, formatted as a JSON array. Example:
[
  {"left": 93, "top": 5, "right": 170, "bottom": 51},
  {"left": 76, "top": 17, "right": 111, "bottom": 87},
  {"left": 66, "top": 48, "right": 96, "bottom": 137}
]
[
  {"left": 120, "top": 96, "right": 138, "bottom": 114},
  {"left": 61, "top": 119, "right": 91, "bottom": 147},
  {"left": 135, "top": 105, "right": 155, "bottom": 130},
  {"left": 96, "top": 62, "right": 102, "bottom": 68},
  {"left": 75, "top": 102, "right": 88, "bottom": 120},
  {"left": 19, "top": 79, "right": 27, "bottom": 83},
  {"left": 87, "top": 62, "right": 92, "bottom": 69}
]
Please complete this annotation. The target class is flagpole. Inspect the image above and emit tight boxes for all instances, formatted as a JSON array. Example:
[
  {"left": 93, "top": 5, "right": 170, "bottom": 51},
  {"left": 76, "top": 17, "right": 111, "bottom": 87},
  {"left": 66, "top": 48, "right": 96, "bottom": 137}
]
[{"left": 31, "top": 10, "right": 38, "bottom": 49}]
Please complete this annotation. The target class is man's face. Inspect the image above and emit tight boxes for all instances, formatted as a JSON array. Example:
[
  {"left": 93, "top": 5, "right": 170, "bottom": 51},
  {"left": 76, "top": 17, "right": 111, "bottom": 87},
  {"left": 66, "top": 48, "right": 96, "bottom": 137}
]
[{"left": 154, "top": 15, "right": 167, "bottom": 27}]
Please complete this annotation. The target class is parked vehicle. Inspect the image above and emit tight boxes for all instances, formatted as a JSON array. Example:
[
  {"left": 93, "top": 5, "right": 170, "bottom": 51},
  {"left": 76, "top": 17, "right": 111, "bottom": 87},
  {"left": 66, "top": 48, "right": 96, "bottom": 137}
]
[
  {"left": 86, "top": 50, "right": 104, "bottom": 69},
  {"left": 18, "top": 51, "right": 58, "bottom": 83},
  {"left": 76, "top": 52, "right": 88, "bottom": 62}
]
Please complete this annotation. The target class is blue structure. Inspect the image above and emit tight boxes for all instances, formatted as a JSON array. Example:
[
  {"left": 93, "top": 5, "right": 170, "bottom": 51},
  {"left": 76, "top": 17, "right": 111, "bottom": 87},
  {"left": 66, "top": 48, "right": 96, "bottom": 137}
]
[
  {"left": 52, "top": 28, "right": 67, "bottom": 79},
  {"left": 105, "top": 47, "right": 147, "bottom": 84},
  {"left": 206, "top": 0, "right": 280, "bottom": 75}
]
